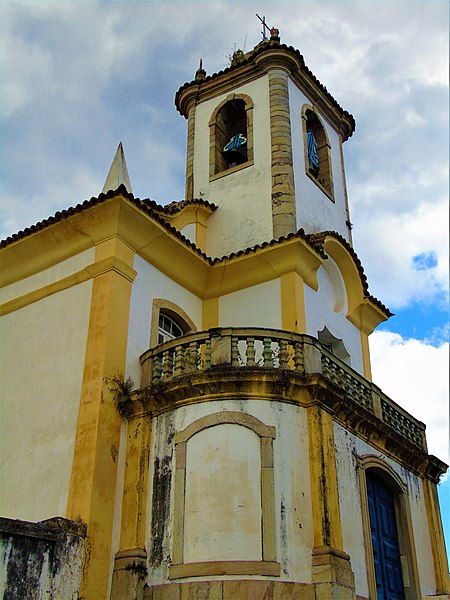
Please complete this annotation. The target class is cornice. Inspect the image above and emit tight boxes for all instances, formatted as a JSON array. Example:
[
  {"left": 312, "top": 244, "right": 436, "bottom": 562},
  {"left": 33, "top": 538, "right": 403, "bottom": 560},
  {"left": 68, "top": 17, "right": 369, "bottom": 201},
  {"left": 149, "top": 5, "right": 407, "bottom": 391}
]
[{"left": 175, "top": 40, "right": 355, "bottom": 141}]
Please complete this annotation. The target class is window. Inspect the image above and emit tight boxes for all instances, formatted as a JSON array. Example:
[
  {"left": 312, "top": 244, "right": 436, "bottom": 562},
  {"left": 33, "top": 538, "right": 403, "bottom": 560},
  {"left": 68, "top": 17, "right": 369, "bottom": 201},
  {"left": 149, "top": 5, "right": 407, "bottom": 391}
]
[
  {"left": 302, "top": 106, "right": 334, "bottom": 198},
  {"left": 158, "top": 313, "right": 184, "bottom": 344},
  {"left": 209, "top": 94, "right": 254, "bottom": 178},
  {"left": 150, "top": 299, "right": 196, "bottom": 348}
]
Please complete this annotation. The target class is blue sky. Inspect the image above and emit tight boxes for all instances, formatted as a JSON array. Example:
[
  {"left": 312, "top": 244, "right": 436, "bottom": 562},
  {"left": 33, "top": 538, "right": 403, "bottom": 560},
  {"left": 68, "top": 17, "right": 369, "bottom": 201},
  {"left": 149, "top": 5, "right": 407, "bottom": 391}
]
[{"left": 1, "top": 0, "right": 449, "bottom": 559}]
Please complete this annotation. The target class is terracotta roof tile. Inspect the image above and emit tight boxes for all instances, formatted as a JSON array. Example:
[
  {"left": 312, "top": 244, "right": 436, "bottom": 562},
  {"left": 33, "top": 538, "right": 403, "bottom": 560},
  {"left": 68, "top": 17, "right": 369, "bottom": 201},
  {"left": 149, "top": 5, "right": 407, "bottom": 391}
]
[
  {"left": 175, "top": 39, "right": 355, "bottom": 138},
  {"left": 156, "top": 198, "right": 218, "bottom": 215},
  {"left": 0, "top": 186, "right": 212, "bottom": 264},
  {"left": 211, "top": 229, "right": 327, "bottom": 264}
]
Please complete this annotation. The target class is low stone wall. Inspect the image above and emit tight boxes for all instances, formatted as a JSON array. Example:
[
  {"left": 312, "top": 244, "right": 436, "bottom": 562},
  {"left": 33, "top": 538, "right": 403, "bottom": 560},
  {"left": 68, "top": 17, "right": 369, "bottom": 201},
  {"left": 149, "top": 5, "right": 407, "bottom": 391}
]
[{"left": 0, "top": 516, "right": 86, "bottom": 600}]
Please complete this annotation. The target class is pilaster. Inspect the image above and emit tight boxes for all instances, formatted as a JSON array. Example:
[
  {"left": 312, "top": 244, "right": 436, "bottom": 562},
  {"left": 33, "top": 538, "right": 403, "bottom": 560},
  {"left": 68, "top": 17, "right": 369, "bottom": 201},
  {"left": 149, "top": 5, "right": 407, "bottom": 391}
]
[
  {"left": 185, "top": 104, "right": 196, "bottom": 200},
  {"left": 423, "top": 477, "right": 450, "bottom": 594},
  {"left": 280, "top": 271, "right": 306, "bottom": 332},
  {"left": 111, "top": 400, "right": 152, "bottom": 600},
  {"left": 66, "top": 238, "right": 136, "bottom": 600},
  {"left": 266, "top": 67, "right": 297, "bottom": 239},
  {"left": 307, "top": 404, "right": 355, "bottom": 598}
]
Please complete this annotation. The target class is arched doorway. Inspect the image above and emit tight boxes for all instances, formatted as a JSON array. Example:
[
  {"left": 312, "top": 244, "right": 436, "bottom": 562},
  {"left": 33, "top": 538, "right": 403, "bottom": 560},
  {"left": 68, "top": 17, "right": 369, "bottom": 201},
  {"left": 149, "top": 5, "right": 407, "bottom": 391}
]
[{"left": 366, "top": 470, "right": 404, "bottom": 599}]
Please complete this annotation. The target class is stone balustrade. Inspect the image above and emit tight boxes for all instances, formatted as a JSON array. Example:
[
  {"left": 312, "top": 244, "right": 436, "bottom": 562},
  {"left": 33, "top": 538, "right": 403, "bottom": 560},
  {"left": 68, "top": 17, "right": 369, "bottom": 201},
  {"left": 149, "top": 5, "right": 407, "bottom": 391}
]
[{"left": 140, "top": 327, "right": 427, "bottom": 451}]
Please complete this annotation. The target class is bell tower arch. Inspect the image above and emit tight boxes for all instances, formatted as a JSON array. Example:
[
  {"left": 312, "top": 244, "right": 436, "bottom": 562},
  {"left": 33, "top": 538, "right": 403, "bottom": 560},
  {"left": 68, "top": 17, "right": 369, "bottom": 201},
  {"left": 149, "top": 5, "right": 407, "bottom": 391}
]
[{"left": 176, "top": 29, "right": 355, "bottom": 258}]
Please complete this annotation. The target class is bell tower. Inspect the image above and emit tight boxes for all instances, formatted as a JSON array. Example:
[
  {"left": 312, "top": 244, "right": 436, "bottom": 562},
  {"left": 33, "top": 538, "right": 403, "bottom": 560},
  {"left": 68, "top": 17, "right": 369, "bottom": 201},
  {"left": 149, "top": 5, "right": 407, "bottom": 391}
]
[{"left": 176, "top": 29, "right": 355, "bottom": 258}]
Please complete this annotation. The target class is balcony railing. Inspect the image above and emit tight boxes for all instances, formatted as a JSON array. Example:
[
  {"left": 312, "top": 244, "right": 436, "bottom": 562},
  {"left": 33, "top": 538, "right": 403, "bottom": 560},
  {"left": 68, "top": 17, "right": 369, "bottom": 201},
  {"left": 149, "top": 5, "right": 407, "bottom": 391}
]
[{"left": 140, "top": 327, "right": 427, "bottom": 451}]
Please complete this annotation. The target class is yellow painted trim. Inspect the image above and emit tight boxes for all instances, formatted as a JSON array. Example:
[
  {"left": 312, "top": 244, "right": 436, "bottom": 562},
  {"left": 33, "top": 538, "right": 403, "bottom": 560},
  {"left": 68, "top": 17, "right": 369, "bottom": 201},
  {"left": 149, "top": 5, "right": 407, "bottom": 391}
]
[
  {"left": 280, "top": 272, "right": 306, "bottom": 333},
  {"left": 423, "top": 478, "right": 450, "bottom": 594},
  {"left": 118, "top": 414, "right": 152, "bottom": 552},
  {"left": 322, "top": 237, "right": 390, "bottom": 334},
  {"left": 0, "top": 256, "right": 136, "bottom": 316},
  {"left": 207, "top": 237, "right": 322, "bottom": 298},
  {"left": 0, "top": 195, "right": 324, "bottom": 302},
  {"left": 150, "top": 298, "right": 197, "bottom": 348},
  {"left": 202, "top": 297, "right": 219, "bottom": 329},
  {"left": 195, "top": 222, "right": 207, "bottom": 253},
  {"left": 66, "top": 238, "right": 135, "bottom": 600},
  {"left": 307, "top": 405, "right": 344, "bottom": 550},
  {"left": 2, "top": 196, "right": 386, "bottom": 345},
  {"left": 360, "top": 331, "right": 372, "bottom": 381},
  {"left": 0, "top": 268, "right": 91, "bottom": 316},
  {"left": 169, "top": 560, "right": 280, "bottom": 579}
]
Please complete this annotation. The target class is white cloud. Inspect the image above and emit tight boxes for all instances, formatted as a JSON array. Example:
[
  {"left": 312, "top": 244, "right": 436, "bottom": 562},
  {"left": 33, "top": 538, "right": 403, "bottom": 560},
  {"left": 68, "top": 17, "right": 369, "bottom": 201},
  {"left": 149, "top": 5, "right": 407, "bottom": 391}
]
[
  {"left": 353, "top": 197, "right": 449, "bottom": 308},
  {"left": 370, "top": 330, "right": 449, "bottom": 465}
]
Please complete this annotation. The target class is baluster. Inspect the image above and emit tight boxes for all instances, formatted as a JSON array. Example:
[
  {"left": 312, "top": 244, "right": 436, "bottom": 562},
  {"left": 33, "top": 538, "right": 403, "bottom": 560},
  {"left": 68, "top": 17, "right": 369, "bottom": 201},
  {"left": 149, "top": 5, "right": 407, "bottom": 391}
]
[
  {"left": 153, "top": 355, "right": 162, "bottom": 384},
  {"left": 231, "top": 336, "right": 239, "bottom": 366},
  {"left": 162, "top": 349, "right": 170, "bottom": 379},
  {"left": 279, "top": 339, "right": 289, "bottom": 369},
  {"left": 294, "top": 342, "right": 303, "bottom": 372},
  {"left": 167, "top": 350, "right": 174, "bottom": 377},
  {"left": 247, "top": 337, "right": 255, "bottom": 366},
  {"left": 204, "top": 338, "right": 211, "bottom": 369},
  {"left": 189, "top": 341, "right": 198, "bottom": 371},
  {"left": 263, "top": 337, "right": 273, "bottom": 367},
  {"left": 174, "top": 344, "right": 184, "bottom": 375}
]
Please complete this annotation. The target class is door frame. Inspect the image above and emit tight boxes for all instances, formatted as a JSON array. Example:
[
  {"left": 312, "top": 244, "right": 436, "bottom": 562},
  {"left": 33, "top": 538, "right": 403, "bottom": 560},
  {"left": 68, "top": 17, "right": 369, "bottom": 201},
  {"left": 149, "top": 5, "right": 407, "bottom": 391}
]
[{"left": 358, "top": 455, "right": 420, "bottom": 599}]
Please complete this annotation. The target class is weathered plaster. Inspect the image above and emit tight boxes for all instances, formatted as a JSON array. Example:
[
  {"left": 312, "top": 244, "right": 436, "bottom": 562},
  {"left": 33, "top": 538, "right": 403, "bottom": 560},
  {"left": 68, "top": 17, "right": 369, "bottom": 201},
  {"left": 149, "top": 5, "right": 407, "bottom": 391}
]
[
  {"left": 334, "top": 423, "right": 437, "bottom": 598},
  {"left": 147, "top": 400, "right": 313, "bottom": 586}
]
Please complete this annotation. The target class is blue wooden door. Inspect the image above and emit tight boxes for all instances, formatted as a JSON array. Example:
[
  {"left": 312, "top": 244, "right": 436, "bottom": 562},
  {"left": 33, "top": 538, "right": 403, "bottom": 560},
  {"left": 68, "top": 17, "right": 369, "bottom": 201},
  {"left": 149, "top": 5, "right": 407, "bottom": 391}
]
[{"left": 366, "top": 471, "right": 405, "bottom": 600}]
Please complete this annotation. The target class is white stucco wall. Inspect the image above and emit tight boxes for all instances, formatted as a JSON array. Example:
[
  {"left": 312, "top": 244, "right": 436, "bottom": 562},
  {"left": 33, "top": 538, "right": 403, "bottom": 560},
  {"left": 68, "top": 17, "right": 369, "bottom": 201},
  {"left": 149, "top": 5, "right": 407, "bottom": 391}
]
[
  {"left": 219, "top": 279, "right": 282, "bottom": 329},
  {"left": 193, "top": 76, "right": 274, "bottom": 257},
  {"left": 0, "top": 280, "right": 92, "bottom": 521},
  {"left": 125, "top": 255, "right": 203, "bottom": 387},
  {"left": 147, "top": 400, "right": 313, "bottom": 584},
  {"left": 334, "top": 423, "right": 437, "bottom": 598},
  {"left": 304, "top": 258, "right": 363, "bottom": 374},
  {"left": 289, "top": 79, "right": 350, "bottom": 241}
]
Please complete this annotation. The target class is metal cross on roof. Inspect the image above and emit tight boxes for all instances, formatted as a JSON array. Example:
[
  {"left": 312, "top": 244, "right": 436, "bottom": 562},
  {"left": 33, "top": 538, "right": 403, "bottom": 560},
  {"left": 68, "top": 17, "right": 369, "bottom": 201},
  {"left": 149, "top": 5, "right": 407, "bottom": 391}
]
[{"left": 256, "top": 14, "right": 271, "bottom": 40}]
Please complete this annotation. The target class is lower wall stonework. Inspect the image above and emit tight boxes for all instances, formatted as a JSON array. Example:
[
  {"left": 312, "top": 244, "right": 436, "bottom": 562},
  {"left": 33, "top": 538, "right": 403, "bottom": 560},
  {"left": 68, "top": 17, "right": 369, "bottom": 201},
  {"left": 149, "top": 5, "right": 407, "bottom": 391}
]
[
  {"left": 143, "top": 580, "right": 356, "bottom": 600},
  {"left": 0, "top": 516, "right": 86, "bottom": 599}
]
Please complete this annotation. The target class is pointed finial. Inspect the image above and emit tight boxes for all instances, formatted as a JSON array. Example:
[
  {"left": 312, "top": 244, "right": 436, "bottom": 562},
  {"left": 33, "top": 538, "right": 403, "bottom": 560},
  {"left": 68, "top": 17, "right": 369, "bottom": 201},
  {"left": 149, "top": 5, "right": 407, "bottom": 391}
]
[
  {"left": 102, "top": 142, "right": 133, "bottom": 194},
  {"left": 195, "top": 58, "right": 206, "bottom": 82}
]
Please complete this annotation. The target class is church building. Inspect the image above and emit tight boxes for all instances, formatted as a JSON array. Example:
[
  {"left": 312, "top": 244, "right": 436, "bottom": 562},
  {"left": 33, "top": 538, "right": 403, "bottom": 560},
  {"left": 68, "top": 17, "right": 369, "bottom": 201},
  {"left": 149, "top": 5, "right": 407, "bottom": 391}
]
[{"left": 1, "top": 29, "right": 449, "bottom": 600}]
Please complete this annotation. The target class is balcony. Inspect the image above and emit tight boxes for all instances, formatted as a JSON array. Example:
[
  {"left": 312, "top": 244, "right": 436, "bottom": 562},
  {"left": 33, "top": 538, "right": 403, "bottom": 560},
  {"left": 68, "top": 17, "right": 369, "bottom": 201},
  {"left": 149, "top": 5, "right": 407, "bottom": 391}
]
[{"left": 139, "top": 327, "right": 428, "bottom": 462}]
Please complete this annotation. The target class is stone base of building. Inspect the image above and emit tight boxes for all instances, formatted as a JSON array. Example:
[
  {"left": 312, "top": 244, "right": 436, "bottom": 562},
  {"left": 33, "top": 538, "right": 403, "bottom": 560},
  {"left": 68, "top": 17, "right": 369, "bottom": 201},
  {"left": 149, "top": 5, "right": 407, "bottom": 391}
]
[{"left": 143, "top": 580, "right": 355, "bottom": 599}]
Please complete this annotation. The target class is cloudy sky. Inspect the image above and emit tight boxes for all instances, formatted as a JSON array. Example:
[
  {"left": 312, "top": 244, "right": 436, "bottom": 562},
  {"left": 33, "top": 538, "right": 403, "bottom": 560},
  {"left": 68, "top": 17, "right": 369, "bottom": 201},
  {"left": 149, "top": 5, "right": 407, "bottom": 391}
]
[{"left": 1, "top": 0, "right": 448, "bottom": 542}]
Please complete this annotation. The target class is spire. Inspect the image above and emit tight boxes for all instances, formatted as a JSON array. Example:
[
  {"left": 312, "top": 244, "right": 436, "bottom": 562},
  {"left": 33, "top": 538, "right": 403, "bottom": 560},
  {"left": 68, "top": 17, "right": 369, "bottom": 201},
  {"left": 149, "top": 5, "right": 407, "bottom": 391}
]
[{"left": 102, "top": 142, "right": 132, "bottom": 194}]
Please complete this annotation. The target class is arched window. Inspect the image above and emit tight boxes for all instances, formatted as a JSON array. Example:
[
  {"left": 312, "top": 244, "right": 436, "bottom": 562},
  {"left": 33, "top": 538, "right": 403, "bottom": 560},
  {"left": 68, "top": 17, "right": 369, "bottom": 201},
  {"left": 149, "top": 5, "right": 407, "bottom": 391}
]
[
  {"left": 302, "top": 106, "right": 334, "bottom": 199},
  {"left": 158, "top": 313, "right": 184, "bottom": 344},
  {"left": 150, "top": 299, "right": 196, "bottom": 347},
  {"left": 209, "top": 94, "right": 254, "bottom": 178}
]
